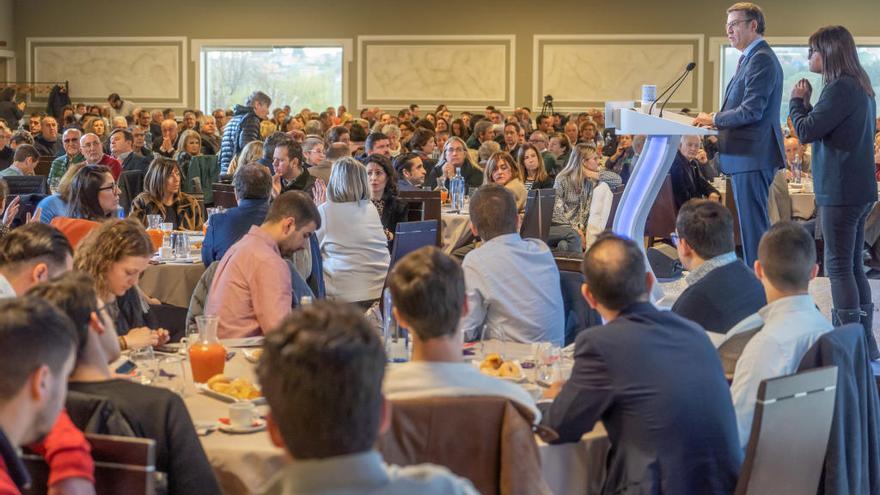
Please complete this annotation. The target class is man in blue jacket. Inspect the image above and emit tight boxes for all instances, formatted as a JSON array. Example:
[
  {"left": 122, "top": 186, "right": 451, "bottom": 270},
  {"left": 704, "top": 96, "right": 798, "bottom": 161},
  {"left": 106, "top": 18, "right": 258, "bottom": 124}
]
[
  {"left": 694, "top": 2, "right": 785, "bottom": 267},
  {"left": 541, "top": 233, "right": 742, "bottom": 494},
  {"left": 218, "top": 91, "right": 271, "bottom": 174},
  {"left": 201, "top": 162, "right": 271, "bottom": 266}
]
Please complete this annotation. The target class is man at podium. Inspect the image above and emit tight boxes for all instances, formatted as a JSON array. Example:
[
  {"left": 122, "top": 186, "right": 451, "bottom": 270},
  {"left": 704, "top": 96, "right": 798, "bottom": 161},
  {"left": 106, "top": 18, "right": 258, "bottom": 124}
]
[{"left": 693, "top": 2, "right": 785, "bottom": 267}]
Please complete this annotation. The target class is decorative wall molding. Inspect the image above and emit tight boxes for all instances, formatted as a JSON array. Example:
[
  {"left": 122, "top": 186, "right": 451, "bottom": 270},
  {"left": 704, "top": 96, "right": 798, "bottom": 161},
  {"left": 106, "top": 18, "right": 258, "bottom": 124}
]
[
  {"left": 358, "top": 35, "right": 516, "bottom": 111},
  {"left": 533, "top": 34, "right": 704, "bottom": 113},
  {"left": 26, "top": 37, "right": 188, "bottom": 106}
]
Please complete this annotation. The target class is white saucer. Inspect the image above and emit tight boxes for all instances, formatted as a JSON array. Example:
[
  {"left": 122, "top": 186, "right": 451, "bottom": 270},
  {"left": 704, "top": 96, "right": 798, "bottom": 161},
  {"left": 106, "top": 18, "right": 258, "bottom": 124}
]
[{"left": 219, "top": 418, "right": 266, "bottom": 434}]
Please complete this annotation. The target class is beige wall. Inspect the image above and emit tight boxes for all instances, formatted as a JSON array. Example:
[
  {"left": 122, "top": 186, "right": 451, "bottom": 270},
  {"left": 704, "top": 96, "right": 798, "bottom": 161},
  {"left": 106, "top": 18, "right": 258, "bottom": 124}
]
[{"left": 11, "top": 0, "right": 880, "bottom": 112}]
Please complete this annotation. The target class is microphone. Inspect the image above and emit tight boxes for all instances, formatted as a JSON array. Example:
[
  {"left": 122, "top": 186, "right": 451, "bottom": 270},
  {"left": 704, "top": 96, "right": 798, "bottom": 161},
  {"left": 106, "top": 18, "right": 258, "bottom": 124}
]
[
  {"left": 648, "top": 62, "right": 696, "bottom": 116},
  {"left": 659, "top": 62, "right": 696, "bottom": 118}
]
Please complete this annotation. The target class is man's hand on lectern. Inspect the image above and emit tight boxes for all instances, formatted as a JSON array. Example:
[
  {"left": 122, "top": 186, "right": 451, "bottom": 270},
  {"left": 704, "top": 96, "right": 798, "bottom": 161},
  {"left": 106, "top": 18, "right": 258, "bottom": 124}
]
[{"left": 693, "top": 112, "right": 715, "bottom": 128}]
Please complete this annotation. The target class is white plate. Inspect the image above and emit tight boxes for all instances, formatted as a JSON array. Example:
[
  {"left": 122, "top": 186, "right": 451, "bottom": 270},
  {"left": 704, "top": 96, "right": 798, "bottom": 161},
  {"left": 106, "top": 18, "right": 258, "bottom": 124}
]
[
  {"left": 221, "top": 337, "right": 265, "bottom": 348},
  {"left": 196, "top": 383, "right": 266, "bottom": 405},
  {"left": 219, "top": 418, "right": 266, "bottom": 434},
  {"left": 242, "top": 349, "right": 263, "bottom": 363},
  {"left": 475, "top": 359, "right": 527, "bottom": 383}
]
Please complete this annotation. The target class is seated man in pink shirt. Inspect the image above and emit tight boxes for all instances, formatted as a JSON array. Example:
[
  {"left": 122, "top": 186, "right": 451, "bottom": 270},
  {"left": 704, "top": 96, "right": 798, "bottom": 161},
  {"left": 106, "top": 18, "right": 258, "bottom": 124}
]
[{"left": 206, "top": 191, "right": 320, "bottom": 338}]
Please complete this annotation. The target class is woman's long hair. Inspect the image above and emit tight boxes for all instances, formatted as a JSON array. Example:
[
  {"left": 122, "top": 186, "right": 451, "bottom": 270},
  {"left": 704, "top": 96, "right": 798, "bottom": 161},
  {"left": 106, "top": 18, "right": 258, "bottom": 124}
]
[
  {"left": 365, "top": 153, "right": 398, "bottom": 202},
  {"left": 517, "top": 143, "right": 549, "bottom": 183},
  {"left": 67, "top": 165, "right": 113, "bottom": 220},
  {"left": 557, "top": 143, "right": 599, "bottom": 193},
  {"left": 810, "top": 25, "right": 874, "bottom": 96}
]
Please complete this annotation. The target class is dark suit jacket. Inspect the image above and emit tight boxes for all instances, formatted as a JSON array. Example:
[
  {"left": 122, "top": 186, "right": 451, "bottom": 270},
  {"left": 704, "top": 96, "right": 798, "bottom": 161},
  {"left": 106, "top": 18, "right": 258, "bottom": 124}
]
[
  {"left": 790, "top": 76, "right": 878, "bottom": 207},
  {"left": 672, "top": 260, "right": 766, "bottom": 334},
  {"left": 201, "top": 198, "right": 270, "bottom": 266},
  {"left": 541, "top": 302, "right": 742, "bottom": 495},
  {"left": 120, "top": 153, "right": 151, "bottom": 174},
  {"left": 798, "top": 323, "right": 880, "bottom": 495},
  {"left": 715, "top": 39, "right": 785, "bottom": 174},
  {"left": 670, "top": 150, "right": 719, "bottom": 210}
]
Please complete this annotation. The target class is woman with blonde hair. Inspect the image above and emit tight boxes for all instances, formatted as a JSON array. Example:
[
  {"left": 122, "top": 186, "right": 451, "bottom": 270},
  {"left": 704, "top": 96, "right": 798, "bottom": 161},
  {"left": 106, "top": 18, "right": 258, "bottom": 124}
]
[
  {"left": 549, "top": 143, "right": 616, "bottom": 252},
  {"left": 174, "top": 129, "right": 202, "bottom": 179},
  {"left": 226, "top": 140, "right": 263, "bottom": 176},
  {"left": 317, "top": 157, "right": 390, "bottom": 306},
  {"left": 260, "top": 120, "right": 277, "bottom": 139},
  {"left": 130, "top": 157, "right": 203, "bottom": 230},
  {"left": 36, "top": 161, "right": 87, "bottom": 224},
  {"left": 484, "top": 151, "right": 527, "bottom": 211},
  {"left": 74, "top": 218, "right": 170, "bottom": 347}
]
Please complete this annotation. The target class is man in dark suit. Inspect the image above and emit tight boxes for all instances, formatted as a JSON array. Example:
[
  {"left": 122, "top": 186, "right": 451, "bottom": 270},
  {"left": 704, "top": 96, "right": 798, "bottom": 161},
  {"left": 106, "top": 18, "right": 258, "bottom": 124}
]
[
  {"left": 672, "top": 199, "right": 766, "bottom": 338},
  {"left": 541, "top": 233, "right": 742, "bottom": 494},
  {"left": 694, "top": 2, "right": 785, "bottom": 268},
  {"left": 109, "top": 128, "right": 150, "bottom": 174},
  {"left": 201, "top": 162, "right": 271, "bottom": 266}
]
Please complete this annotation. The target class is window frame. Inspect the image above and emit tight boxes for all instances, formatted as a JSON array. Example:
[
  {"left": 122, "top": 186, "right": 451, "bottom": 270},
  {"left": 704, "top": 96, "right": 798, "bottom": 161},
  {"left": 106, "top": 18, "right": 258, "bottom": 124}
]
[{"left": 191, "top": 38, "right": 352, "bottom": 113}]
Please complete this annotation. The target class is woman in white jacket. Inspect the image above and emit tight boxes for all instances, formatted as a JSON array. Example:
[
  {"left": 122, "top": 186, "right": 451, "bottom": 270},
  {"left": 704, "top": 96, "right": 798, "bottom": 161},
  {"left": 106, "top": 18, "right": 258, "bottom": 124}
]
[
  {"left": 550, "top": 143, "right": 619, "bottom": 252},
  {"left": 317, "top": 157, "right": 391, "bottom": 306}
]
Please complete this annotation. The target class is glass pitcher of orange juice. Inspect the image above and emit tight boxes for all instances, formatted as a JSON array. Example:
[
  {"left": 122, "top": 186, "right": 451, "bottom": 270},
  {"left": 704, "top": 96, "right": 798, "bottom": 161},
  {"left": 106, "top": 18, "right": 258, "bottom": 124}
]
[{"left": 189, "top": 315, "right": 226, "bottom": 383}]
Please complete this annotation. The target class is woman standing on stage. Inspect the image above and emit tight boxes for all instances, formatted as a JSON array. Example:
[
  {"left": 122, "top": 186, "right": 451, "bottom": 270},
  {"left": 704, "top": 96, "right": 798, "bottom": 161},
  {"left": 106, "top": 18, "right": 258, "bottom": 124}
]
[{"left": 790, "top": 25, "right": 878, "bottom": 357}]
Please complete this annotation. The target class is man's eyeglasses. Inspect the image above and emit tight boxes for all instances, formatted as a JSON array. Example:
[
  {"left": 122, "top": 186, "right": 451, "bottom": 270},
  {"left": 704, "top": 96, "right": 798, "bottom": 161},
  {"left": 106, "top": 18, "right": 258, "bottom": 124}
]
[
  {"left": 62, "top": 138, "right": 79, "bottom": 143},
  {"left": 726, "top": 18, "right": 751, "bottom": 31}
]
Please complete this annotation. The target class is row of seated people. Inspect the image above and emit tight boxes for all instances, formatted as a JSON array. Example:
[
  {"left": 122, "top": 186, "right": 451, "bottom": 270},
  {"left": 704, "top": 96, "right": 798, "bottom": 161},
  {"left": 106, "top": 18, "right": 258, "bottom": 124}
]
[{"left": 0, "top": 198, "right": 871, "bottom": 494}]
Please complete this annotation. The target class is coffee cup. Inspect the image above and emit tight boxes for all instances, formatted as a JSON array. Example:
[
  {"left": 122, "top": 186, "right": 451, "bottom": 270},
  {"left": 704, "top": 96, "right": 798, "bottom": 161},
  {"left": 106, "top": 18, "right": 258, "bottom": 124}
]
[
  {"left": 229, "top": 402, "right": 257, "bottom": 429},
  {"left": 159, "top": 246, "right": 173, "bottom": 259}
]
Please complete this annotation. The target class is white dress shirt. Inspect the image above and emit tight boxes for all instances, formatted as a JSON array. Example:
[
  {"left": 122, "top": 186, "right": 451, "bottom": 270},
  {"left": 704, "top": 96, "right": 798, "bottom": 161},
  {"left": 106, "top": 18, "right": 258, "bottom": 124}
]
[
  {"left": 730, "top": 294, "right": 833, "bottom": 448},
  {"left": 459, "top": 233, "right": 564, "bottom": 346},
  {"left": 384, "top": 361, "right": 540, "bottom": 422}
]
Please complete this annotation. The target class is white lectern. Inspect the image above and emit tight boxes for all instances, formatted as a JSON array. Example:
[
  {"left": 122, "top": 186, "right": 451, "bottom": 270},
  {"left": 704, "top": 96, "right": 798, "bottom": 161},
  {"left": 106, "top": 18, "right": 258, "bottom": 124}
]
[{"left": 606, "top": 105, "right": 717, "bottom": 299}]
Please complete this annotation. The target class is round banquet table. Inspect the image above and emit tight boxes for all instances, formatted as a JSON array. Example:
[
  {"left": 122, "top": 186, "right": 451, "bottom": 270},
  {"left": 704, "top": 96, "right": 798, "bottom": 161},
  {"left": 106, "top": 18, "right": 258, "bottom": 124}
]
[
  {"left": 139, "top": 260, "right": 206, "bottom": 308},
  {"left": 175, "top": 341, "right": 610, "bottom": 495},
  {"left": 440, "top": 209, "right": 471, "bottom": 254}
]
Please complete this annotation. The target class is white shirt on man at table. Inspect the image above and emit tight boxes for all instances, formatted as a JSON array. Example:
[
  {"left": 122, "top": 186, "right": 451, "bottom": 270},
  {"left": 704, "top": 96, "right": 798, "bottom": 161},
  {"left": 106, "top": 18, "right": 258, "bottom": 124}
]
[{"left": 458, "top": 233, "right": 564, "bottom": 346}]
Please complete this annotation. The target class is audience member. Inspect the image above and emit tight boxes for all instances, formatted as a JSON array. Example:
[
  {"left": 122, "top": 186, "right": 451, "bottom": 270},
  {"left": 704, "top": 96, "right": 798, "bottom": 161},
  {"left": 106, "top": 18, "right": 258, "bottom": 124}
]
[
  {"left": 540, "top": 233, "right": 741, "bottom": 494},
  {"left": 82, "top": 117, "right": 107, "bottom": 144},
  {"left": 256, "top": 132, "right": 289, "bottom": 169},
  {"left": 0, "top": 125, "right": 12, "bottom": 169},
  {"left": 303, "top": 136, "right": 332, "bottom": 183},
  {"left": 109, "top": 128, "right": 150, "bottom": 174},
  {"left": 672, "top": 200, "right": 766, "bottom": 339},
  {"left": 466, "top": 119, "right": 495, "bottom": 151},
  {"left": 366, "top": 154, "right": 408, "bottom": 242},
  {"left": 37, "top": 162, "right": 86, "bottom": 224},
  {"left": 73, "top": 219, "right": 167, "bottom": 347},
  {"left": 526, "top": 130, "right": 559, "bottom": 177},
  {"left": 153, "top": 119, "right": 178, "bottom": 158},
  {"left": 500, "top": 121, "right": 521, "bottom": 156},
  {"left": 0, "top": 222, "right": 72, "bottom": 298},
  {"left": 671, "top": 135, "right": 720, "bottom": 210},
  {"left": 0, "top": 297, "right": 77, "bottom": 495},
  {"left": 459, "top": 184, "right": 564, "bottom": 345},
  {"left": 393, "top": 152, "right": 426, "bottom": 191},
  {"left": 317, "top": 157, "right": 390, "bottom": 306},
  {"left": 483, "top": 151, "right": 527, "bottom": 211},
  {"left": 106, "top": 93, "right": 135, "bottom": 119},
  {"left": 48, "top": 128, "right": 84, "bottom": 185},
  {"left": 273, "top": 137, "right": 317, "bottom": 199},
  {"left": 220, "top": 91, "right": 271, "bottom": 174},
  {"left": 0, "top": 144, "right": 38, "bottom": 178},
  {"left": 428, "top": 137, "right": 483, "bottom": 189},
  {"left": 730, "top": 221, "right": 832, "bottom": 447},
  {"left": 130, "top": 157, "right": 203, "bottom": 231},
  {"left": 131, "top": 125, "right": 154, "bottom": 158},
  {"left": 0, "top": 87, "right": 24, "bottom": 130},
  {"left": 10, "top": 130, "right": 34, "bottom": 149},
  {"left": 31, "top": 272, "right": 221, "bottom": 495},
  {"left": 226, "top": 139, "right": 263, "bottom": 177},
  {"left": 783, "top": 136, "right": 811, "bottom": 178},
  {"left": 202, "top": 162, "right": 272, "bottom": 266},
  {"left": 518, "top": 143, "right": 554, "bottom": 190},
  {"left": 363, "top": 131, "right": 392, "bottom": 160},
  {"left": 198, "top": 116, "right": 220, "bottom": 155},
  {"left": 605, "top": 134, "right": 635, "bottom": 184},
  {"left": 174, "top": 129, "right": 202, "bottom": 180},
  {"left": 206, "top": 191, "right": 319, "bottom": 338},
  {"left": 33, "top": 116, "right": 63, "bottom": 157},
  {"left": 257, "top": 302, "right": 478, "bottom": 494},
  {"left": 79, "top": 133, "right": 122, "bottom": 179},
  {"left": 383, "top": 246, "right": 540, "bottom": 419},
  {"left": 549, "top": 143, "right": 614, "bottom": 252}
]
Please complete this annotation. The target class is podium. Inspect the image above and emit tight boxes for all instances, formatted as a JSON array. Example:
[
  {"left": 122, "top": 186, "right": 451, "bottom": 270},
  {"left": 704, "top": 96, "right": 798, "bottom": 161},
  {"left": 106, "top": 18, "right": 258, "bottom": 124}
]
[{"left": 606, "top": 106, "right": 717, "bottom": 299}]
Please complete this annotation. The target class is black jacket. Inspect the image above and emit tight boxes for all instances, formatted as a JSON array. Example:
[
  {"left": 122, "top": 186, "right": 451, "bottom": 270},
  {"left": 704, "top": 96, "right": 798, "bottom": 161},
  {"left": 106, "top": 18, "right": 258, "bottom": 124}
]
[
  {"left": 68, "top": 380, "right": 221, "bottom": 495},
  {"left": 672, "top": 260, "right": 766, "bottom": 334},
  {"left": 33, "top": 135, "right": 64, "bottom": 157},
  {"left": 670, "top": 150, "right": 719, "bottom": 210},
  {"left": 541, "top": 302, "right": 742, "bottom": 495},
  {"left": 798, "top": 323, "right": 880, "bottom": 495},
  {"left": 0, "top": 101, "right": 23, "bottom": 130},
  {"left": 120, "top": 153, "right": 151, "bottom": 174},
  {"left": 790, "top": 76, "right": 878, "bottom": 207},
  {"left": 218, "top": 105, "right": 261, "bottom": 174}
]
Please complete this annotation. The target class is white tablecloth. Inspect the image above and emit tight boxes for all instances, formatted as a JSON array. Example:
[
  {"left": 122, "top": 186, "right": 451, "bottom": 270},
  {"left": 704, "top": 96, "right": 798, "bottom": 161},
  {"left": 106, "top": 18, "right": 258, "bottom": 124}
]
[
  {"left": 440, "top": 210, "right": 470, "bottom": 254},
  {"left": 176, "top": 341, "right": 610, "bottom": 495}
]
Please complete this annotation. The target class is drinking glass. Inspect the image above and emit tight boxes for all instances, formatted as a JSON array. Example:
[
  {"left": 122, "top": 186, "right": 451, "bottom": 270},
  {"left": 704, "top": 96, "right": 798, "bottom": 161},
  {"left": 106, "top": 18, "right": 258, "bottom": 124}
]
[
  {"left": 130, "top": 347, "right": 158, "bottom": 385},
  {"left": 146, "top": 214, "right": 163, "bottom": 230},
  {"left": 160, "top": 223, "right": 173, "bottom": 248},
  {"left": 172, "top": 232, "right": 190, "bottom": 259},
  {"left": 155, "top": 355, "right": 187, "bottom": 395}
]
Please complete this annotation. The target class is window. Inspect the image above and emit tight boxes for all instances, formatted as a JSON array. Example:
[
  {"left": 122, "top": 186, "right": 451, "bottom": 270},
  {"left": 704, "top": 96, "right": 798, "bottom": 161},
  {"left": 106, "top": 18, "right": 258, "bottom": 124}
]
[
  {"left": 199, "top": 44, "right": 344, "bottom": 112},
  {"left": 718, "top": 41, "right": 880, "bottom": 124}
]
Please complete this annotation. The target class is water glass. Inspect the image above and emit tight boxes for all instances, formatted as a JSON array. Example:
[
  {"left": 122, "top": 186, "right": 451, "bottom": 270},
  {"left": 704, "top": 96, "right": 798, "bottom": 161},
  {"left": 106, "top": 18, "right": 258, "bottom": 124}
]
[
  {"left": 171, "top": 232, "right": 190, "bottom": 259},
  {"left": 533, "top": 343, "right": 562, "bottom": 384},
  {"left": 130, "top": 347, "right": 158, "bottom": 385},
  {"left": 160, "top": 223, "right": 173, "bottom": 247},
  {"left": 155, "top": 355, "right": 187, "bottom": 395}
]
